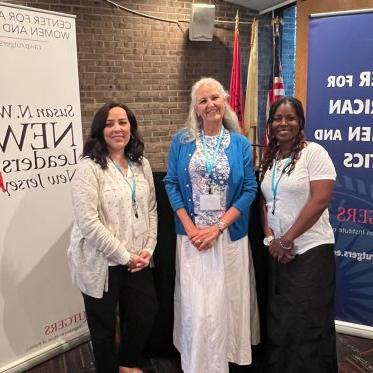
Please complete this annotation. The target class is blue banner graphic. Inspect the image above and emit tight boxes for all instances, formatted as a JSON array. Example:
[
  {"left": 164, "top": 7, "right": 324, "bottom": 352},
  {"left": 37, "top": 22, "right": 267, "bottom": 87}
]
[{"left": 307, "top": 12, "right": 373, "bottom": 327}]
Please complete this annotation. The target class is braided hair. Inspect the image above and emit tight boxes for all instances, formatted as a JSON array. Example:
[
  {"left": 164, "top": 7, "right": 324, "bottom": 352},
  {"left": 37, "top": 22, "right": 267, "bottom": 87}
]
[{"left": 260, "top": 97, "right": 306, "bottom": 181}]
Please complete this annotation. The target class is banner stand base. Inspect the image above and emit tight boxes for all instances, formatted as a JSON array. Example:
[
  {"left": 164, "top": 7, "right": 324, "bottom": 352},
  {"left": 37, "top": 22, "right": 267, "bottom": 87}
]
[
  {"left": 0, "top": 331, "right": 90, "bottom": 373},
  {"left": 336, "top": 320, "right": 373, "bottom": 340}
]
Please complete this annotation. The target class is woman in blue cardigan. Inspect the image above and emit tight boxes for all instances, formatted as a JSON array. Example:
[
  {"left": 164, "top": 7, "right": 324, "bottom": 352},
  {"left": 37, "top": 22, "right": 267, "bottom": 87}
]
[{"left": 164, "top": 77, "right": 260, "bottom": 373}]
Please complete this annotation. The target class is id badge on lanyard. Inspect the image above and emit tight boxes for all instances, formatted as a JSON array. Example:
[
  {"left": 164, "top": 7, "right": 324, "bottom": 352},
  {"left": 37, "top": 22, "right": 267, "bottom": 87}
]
[{"left": 200, "top": 194, "right": 221, "bottom": 211}]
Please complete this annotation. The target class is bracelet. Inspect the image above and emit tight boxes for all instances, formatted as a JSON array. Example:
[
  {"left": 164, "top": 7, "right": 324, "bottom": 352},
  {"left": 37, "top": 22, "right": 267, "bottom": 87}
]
[
  {"left": 216, "top": 220, "right": 227, "bottom": 234},
  {"left": 279, "top": 238, "right": 292, "bottom": 250}
]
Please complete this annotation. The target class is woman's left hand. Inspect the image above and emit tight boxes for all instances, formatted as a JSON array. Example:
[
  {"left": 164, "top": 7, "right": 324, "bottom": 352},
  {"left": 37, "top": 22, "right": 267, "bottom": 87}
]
[
  {"left": 268, "top": 238, "right": 295, "bottom": 264},
  {"left": 193, "top": 226, "right": 220, "bottom": 251}
]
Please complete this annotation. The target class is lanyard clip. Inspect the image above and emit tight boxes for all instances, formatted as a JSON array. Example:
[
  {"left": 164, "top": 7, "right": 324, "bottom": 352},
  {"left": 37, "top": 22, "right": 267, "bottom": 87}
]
[{"left": 132, "top": 199, "right": 139, "bottom": 218}]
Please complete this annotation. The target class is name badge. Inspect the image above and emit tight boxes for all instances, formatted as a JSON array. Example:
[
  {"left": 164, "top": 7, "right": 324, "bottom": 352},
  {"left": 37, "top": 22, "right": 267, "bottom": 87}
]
[
  {"left": 133, "top": 218, "right": 147, "bottom": 237},
  {"left": 200, "top": 194, "right": 221, "bottom": 211},
  {"left": 267, "top": 211, "right": 281, "bottom": 236}
]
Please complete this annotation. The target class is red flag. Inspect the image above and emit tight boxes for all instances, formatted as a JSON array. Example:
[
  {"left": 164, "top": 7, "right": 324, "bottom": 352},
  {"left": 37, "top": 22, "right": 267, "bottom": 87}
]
[
  {"left": 229, "top": 12, "right": 244, "bottom": 129},
  {"left": 264, "top": 16, "right": 285, "bottom": 145},
  {"left": 0, "top": 172, "right": 6, "bottom": 193}
]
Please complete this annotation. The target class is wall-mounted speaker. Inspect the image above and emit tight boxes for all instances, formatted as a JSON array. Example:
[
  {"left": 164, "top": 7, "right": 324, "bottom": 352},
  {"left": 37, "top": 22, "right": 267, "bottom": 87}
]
[{"left": 189, "top": 4, "right": 215, "bottom": 42}]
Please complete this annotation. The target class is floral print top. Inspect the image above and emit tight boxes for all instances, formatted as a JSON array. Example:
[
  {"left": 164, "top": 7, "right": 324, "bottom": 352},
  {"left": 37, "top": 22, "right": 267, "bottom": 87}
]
[{"left": 189, "top": 128, "right": 231, "bottom": 226}]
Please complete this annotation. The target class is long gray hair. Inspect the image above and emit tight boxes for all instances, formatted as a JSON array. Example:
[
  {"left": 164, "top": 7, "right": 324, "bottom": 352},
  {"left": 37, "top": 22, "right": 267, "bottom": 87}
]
[{"left": 183, "top": 77, "right": 240, "bottom": 142}]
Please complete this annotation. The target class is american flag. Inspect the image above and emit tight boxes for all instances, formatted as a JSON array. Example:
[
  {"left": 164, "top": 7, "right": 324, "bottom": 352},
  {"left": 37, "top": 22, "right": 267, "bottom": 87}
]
[{"left": 264, "top": 16, "right": 285, "bottom": 145}]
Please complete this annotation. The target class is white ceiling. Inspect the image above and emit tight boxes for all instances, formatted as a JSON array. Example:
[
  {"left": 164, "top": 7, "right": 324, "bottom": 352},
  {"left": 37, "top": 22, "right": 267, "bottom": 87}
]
[{"left": 224, "top": 0, "right": 295, "bottom": 14}]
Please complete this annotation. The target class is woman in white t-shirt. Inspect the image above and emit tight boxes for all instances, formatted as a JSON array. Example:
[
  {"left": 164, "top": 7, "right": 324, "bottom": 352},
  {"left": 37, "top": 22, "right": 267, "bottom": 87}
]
[{"left": 260, "top": 97, "right": 338, "bottom": 373}]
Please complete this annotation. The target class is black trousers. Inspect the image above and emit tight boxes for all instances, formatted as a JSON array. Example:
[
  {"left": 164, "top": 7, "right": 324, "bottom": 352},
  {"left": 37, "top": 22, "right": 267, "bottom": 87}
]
[
  {"left": 266, "top": 244, "right": 338, "bottom": 373},
  {"left": 82, "top": 266, "right": 158, "bottom": 373}
]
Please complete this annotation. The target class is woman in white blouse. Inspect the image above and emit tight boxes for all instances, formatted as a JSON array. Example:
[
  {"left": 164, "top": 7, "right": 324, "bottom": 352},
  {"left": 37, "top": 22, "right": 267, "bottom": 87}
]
[{"left": 68, "top": 101, "right": 157, "bottom": 373}]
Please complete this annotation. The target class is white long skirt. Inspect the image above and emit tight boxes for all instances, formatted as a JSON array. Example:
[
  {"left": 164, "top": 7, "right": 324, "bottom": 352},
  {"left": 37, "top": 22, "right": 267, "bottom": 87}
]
[{"left": 173, "top": 232, "right": 260, "bottom": 373}]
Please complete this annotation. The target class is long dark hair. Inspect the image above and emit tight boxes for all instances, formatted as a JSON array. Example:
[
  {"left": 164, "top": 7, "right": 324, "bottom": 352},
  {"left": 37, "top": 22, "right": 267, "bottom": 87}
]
[
  {"left": 260, "top": 96, "right": 306, "bottom": 180},
  {"left": 82, "top": 101, "right": 144, "bottom": 169}
]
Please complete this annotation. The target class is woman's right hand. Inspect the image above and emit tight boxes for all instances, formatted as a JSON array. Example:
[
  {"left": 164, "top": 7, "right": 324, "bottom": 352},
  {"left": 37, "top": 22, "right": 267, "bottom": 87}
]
[
  {"left": 127, "top": 253, "right": 150, "bottom": 272},
  {"left": 191, "top": 226, "right": 220, "bottom": 251},
  {"left": 186, "top": 226, "right": 199, "bottom": 240},
  {"left": 186, "top": 227, "right": 203, "bottom": 248},
  {"left": 186, "top": 226, "right": 213, "bottom": 251}
]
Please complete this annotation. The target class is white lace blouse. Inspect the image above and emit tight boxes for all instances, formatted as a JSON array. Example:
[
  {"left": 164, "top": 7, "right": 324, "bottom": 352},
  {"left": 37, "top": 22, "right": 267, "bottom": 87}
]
[{"left": 67, "top": 156, "right": 157, "bottom": 298}]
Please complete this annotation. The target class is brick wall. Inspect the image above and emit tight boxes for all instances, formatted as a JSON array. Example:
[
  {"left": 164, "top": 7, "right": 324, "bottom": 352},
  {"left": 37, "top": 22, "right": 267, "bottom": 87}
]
[
  {"left": 5, "top": 0, "right": 275, "bottom": 170},
  {"left": 282, "top": 5, "right": 296, "bottom": 97}
]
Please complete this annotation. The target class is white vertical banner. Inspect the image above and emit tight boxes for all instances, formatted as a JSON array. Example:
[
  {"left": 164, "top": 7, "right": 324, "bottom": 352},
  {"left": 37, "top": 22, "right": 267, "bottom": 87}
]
[{"left": 0, "top": 2, "right": 87, "bottom": 371}]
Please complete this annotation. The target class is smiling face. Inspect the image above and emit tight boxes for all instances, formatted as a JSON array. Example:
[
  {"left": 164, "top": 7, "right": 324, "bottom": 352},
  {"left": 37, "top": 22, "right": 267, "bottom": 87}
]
[
  {"left": 195, "top": 84, "right": 226, "bottom": 127},
  {"left": 103, "top": 106, "right": 131, "bottom": 155},
  {"left": 271, "top": 102, "right": 301, "bottom": 147}
]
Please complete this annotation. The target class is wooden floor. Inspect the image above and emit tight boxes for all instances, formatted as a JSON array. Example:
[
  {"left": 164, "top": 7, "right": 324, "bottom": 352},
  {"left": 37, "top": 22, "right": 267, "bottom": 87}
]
[
  {"left": 24, "top": 333, "right": 373, "bottom": 373},
  {"left": 337, "top": 334, "right": 373, "bottom": 373}
]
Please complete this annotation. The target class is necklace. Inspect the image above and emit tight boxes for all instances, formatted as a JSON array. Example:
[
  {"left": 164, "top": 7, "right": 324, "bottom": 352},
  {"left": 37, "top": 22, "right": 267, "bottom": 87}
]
[
  {"left": 275, "top": 159, "right": 283, "bottom": 172},
  {"left": 275, "top": 157, "right": 291, "bottom": 172},
  {"left": 275, "top": 149, "right": 292, "bottom": 172}
]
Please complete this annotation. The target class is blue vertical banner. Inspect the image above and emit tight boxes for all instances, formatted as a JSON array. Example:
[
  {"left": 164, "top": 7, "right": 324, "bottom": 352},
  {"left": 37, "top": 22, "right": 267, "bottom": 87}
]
[{"left": 307, "top": 11, "right": 373, "bottom": 330}]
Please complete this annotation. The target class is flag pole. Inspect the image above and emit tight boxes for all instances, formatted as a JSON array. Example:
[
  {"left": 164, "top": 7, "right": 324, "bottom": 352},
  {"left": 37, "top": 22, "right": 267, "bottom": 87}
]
[
  {"left": 244, "top": 18, "right": 259, "bottom": 166},
  {"left": 263, "top": 12, "right": 285, "bottom": 160}
]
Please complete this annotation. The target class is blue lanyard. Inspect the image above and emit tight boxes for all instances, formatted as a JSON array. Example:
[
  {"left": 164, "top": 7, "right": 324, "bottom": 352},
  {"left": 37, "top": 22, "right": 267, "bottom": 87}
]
[
  {"left": 270, "top": 157, "right": 291, "bottom": 215},
  {"left": 199, "top": 126, "right": 224, "bottom": 192},
  {"left": 111, "top": 158, "right": 138, "bottom": 218}
]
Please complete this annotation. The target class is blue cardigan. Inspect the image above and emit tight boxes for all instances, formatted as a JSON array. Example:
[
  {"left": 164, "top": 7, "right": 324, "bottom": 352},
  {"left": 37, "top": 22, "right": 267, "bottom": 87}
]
[{"left": 163, "top": 129, "right": 257, "bottom": 241}]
